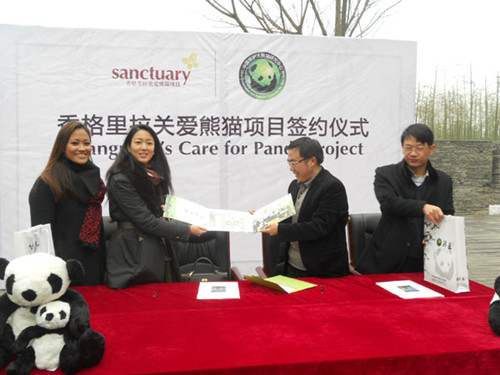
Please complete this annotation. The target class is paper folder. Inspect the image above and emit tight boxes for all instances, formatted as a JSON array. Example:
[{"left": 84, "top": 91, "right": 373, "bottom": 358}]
[{"left": 244, "top": 274, "right": 317, "bottom": 293}]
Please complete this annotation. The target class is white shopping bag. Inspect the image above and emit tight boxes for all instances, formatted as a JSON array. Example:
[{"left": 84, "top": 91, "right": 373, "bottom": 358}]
[
  {"left": 14, "top": 224, "right": 55, "bottom": 258},
  {"left": 423, "top": 215, "right": 470, "bottom": 293}
]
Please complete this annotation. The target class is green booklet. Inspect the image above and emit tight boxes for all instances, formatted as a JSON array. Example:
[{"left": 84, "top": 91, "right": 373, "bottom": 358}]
[{"left": 244, "top": 274, "right": 317, "bottom": 293}]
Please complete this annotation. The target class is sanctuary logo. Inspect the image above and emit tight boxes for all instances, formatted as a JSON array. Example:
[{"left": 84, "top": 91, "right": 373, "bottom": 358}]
[
  {"left": 239, "top": 52, "right": 286, "bottom": 100},
  {"left": 111, "top": 53, "right": 199, "bottom": 88}
]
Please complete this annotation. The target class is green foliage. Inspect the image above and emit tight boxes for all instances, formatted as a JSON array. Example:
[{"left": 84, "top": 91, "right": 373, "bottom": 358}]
[{"left": 416, "top": 73, "right": 500, "bottom": 140}]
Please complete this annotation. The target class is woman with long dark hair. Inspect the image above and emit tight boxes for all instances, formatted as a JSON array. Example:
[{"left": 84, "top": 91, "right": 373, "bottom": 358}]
[
  {"left": 106, "top": 125, "right": 206, "bottom": 289},
  {"left": 29, "top": 121, "right": 106, "bottom": 285}
]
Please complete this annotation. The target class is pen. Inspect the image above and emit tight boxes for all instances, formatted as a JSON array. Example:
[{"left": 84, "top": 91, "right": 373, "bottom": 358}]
[{"left": 153, "top": 289, "right": 159, "bottom": 297}]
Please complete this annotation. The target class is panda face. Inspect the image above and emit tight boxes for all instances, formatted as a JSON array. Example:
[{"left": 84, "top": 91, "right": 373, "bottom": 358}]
[
  {"left": 247, "top": 59, "right": 278, "bottom": 93},
  {"left": 36, "top": 300, "right": 71, "bottom": 329},
  {"left": 4, "top": 253, "right": 71, "bottom": 307},
  {"left": 434, "top": 246, "right": 454, "bottom": 280}
]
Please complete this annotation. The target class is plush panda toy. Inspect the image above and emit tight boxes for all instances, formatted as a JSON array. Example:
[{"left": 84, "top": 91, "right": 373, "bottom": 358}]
[
  {"left": 14, "top": 300, "right": 71, "bottom": 371},
  {"left": 0, "top": 253, "right": 105, "bottom": 374},
  {"left": 489, "top": 276, "right": 500, "bottom": 336}
]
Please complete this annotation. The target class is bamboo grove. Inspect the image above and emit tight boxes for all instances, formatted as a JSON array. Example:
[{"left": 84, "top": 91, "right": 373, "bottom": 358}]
[{"left": 415, "top": 70, "right": 500, "bottom": 141}]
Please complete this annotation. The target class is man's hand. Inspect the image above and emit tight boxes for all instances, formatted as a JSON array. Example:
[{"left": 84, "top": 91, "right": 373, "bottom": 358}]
[
  {"left": 423, "top": 204, "right": 445, "bottom": 225},
  {"left": 261, "top": 222, "right": 279, "bottom": 236}
]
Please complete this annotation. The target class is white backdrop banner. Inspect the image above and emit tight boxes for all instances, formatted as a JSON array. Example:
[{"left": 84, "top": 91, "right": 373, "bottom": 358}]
[{"left": 0, "top": 25, "right": 416, "bottom": 274}]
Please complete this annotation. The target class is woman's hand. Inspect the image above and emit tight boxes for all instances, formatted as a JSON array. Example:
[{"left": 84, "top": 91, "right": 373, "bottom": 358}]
[{"left": 190, "top": 225, "right": 207, "bottom": 237}]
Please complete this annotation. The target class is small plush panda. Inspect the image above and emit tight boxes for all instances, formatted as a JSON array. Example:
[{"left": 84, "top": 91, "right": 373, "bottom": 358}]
[
  {"left": 0, "top": 253, "right": 105, "bottom": 374},
  {"left": 14, "top": 300, "right": 71, "bottom": 371},
  {"left": 37, "top": 301, "right": 71, "bottom": 330},
  {"left": 489, "top": 276, "right": 500, "bottom": 336}
]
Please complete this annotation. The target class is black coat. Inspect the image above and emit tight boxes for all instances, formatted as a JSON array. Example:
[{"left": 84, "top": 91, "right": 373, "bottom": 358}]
[
  {"left": 356, "top": 159, "right": 454, "bottom": 274},
  {"left": 106, "top": 172, "right": 191, "bottom": 289},
  {"left": 277, "top": 168, "right": 350, "bottom": 278},
  {"left": 29, "top": 163, "right": 106, "bottom": 286}
]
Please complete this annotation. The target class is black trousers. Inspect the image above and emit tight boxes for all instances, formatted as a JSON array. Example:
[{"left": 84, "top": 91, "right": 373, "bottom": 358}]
[
  {"left": 286, "top": 263, "right": 309, "bottom": 278},
  {"left": 398, "top": 256, "right": 423, "bottom": 273}
]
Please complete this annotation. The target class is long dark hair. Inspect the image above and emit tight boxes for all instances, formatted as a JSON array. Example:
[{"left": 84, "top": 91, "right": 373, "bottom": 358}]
[
  {"left": 107, "top": 125, "right": 173, "bottom": 214},
  {"left": 41, "top": 121, "right": 91, "bottom": 201}
]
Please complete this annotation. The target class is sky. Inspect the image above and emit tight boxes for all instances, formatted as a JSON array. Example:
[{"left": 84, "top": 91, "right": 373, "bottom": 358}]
[
  {"left": 0, "top": 0, "right": 498, "bottom": 86},
  {"left": 374, "top": 0, "right": 500, "bottom": 87}
]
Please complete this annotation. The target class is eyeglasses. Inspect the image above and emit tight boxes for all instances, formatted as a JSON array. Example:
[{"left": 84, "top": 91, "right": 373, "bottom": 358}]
[
  {"left": 403, "top": 145, "right": 427, "bottom": 154},
  {"left": 287, "top": 158, "right": 308, "bottom": 167}
]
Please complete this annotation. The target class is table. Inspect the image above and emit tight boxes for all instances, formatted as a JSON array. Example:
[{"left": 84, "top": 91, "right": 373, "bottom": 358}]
[{"left": 25, "top": 273, "right": 500, "bottom": 374}]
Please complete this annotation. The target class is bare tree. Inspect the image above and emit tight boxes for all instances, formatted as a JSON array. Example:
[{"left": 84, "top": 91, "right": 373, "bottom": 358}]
[{"left": 204, "top": 0, "right": 403, "bottom": 37}]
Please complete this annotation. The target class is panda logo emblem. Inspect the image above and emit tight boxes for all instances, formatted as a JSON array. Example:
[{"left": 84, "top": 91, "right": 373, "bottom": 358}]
[{"left": 239, "top": 52, "right": 286, "bottom": 100}]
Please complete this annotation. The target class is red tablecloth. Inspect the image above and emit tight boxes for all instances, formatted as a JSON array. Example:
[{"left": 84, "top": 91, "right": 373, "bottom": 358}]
[{"left": 13, "top": 274, "right": 500, "bottom": 374}]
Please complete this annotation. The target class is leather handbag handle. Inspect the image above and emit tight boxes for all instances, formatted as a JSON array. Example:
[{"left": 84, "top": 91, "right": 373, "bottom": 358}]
[{"left": 187, "top": 257, "right": 219, "bottom": 280}]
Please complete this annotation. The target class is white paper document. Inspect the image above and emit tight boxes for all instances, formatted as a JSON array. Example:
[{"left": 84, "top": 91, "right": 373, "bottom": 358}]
[
  {"left": 164, "top": 194, "right": 296, "bottom": 232},
  {"left": 376, "top": 280, "right": 444, "bottom": 299},
  {"left": 196, "top": 282, "right": 241, "bottom": 300}
]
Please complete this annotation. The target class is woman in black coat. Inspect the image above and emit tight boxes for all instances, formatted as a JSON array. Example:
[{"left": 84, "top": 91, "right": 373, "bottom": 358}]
[
  {"left": 106, "top": 125, "right": 206, "bottom": 289},
  {"left": 29, "top": 121, "right": 106, "bottom": 285}
]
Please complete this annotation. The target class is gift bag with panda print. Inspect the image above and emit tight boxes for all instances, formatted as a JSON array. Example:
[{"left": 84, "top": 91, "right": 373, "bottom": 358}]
[
  {"left": 14, "top": 224, "right": 55, "bottom": 259},
  {"left": 423, "top": 215, "right": 470, "bottom": 293}
]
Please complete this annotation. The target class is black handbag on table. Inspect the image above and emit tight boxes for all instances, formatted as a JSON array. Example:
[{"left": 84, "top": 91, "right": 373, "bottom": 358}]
[{"left": 180, "top": 256, "right": 228, "bottom": 282}]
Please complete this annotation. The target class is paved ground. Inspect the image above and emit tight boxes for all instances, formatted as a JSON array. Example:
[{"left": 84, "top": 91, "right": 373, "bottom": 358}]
[{"left": 465, "top": 215, "right": 500, "bottom": 288}]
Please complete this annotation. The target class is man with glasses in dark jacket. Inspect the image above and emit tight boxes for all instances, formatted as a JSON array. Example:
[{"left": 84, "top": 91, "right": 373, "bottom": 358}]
[
  {"left": 262, "top": 136, "right": 350, "bottom": 278},
  {"left": 356, "top": 123, "right": 454, "bottom": 274}
]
